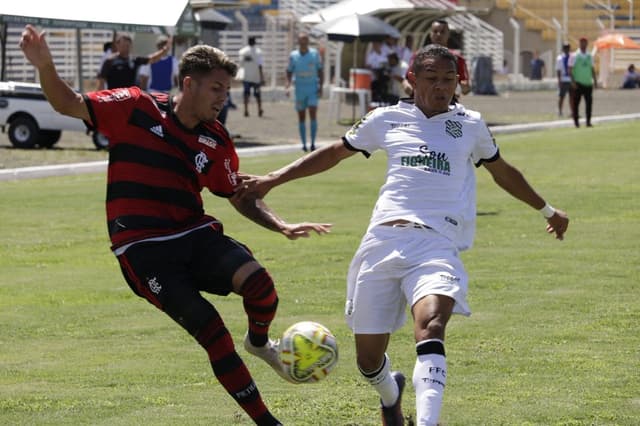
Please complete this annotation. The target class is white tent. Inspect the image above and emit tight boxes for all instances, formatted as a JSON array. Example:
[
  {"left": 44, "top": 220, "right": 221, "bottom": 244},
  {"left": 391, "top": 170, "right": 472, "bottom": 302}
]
[
  {"left": 300, "top": 0, "right": 462, "bottom": 24},
  {"left": 0, "top": 0, "right": 189, "bottom": 32},
  {"left": 0, "top": 0, "right": 191, "bottom": 89}
]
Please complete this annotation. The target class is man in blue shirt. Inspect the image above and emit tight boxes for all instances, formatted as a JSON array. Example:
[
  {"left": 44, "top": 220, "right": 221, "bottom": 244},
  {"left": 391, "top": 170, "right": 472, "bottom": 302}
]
[
  {"left": 138, "top": 36, "right": 178, "bottom": 93},
  {"left": 286, "top": 32, "right": 323, "bottom": 152}
]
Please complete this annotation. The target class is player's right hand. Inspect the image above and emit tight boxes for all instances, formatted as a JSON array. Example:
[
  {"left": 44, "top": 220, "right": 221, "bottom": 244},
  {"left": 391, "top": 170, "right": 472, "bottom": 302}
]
[
  {"left": 546, "top": 209, "right": 569, "bottom": 240},
  {"left": 19, "top": 25, "right": 54, "bottom": 69}
]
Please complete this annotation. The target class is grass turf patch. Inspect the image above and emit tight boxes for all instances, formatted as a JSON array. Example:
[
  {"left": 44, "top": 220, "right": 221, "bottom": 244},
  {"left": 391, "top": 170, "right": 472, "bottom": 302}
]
[{"left": 1, "top": 122, "right": 638, "bottom": 425}]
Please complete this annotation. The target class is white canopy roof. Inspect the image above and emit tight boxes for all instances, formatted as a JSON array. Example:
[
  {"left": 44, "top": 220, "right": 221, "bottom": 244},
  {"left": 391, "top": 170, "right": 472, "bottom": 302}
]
[
  {"left": 301, "top": 0, "right": 462, "bottom": 24},
  {"left": 0, "top": 0, "right": 189, "bottom": 32}
]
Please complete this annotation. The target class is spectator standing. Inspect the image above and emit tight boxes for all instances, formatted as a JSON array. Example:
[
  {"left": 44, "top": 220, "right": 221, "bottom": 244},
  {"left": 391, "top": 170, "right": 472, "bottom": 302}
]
[
  {"left": 20, "top": 24, "right": 332, "bottom": 426},
  {"left": 286, "top": 32, "right": 323, "bottom": 152},
  {"left": 138, "top": 35, "right": 179, "bottom": 93},
  {"left": 238, "top": 36, "right": 265, "bottom": 118},
  {"left": 96, "top": 33, "right": 169, "bottom": 90},
  {"left": 555, "top": 43, "right": 574, "bottom": 117},
  {"left": 569, "top": 37, "right": 597, "bottom": 127},
  {"left": 530, "top": 50, "right": 545, "bottom": 80},
  {"left": 405, "top": 20, "right": 471, "bottom": 101},
  {"left": 239, "top": 45, "right": 569, "bottom": 426},
  {"left": 366, "top": 40, "right": 390, "bottom": 102},
  {"left": 622, "top": 64, "right": 640, "bottom": 89},
  {"left": 399, "top": 35, "right": 414, "bottom": 64},
  {"left": 387, "top": 52, "right": 409, "bottom": 103},
  {"left": 99, "top": 40, "right": 114, "bottom": 71}
]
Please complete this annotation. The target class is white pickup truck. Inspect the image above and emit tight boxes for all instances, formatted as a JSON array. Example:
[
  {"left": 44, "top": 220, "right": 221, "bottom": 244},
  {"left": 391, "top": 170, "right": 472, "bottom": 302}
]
[{"left": 0, "top": 81, "right": 108, "bottom": 149}]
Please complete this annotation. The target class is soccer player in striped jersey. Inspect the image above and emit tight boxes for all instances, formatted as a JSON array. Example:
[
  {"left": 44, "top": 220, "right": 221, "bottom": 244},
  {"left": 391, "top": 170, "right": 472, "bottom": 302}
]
[
  {"left": 20, "top": 24, "right": 331, "bottom": 426},
  {"left": 239, "top": 45, "right": 569, "bottom": 425}
]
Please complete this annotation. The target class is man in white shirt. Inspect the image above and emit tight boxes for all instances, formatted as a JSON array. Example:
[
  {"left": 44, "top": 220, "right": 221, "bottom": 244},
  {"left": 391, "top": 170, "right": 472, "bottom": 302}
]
[
  {"left": 387, "top": 52, "right": 408, "bottom": 103},
  {"left": 238, "top": 36, "right": 265, "bottom": 117},
  {"left": 238, "top": 45, "right": 569, "bottom": 426},
  {"left": 366, "top": 41, "right": 391, "bottom": 101}
]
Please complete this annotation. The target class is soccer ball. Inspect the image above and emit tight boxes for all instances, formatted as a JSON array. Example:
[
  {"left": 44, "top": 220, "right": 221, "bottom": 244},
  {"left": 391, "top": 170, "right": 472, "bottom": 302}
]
[{"left": 279, "top": 321, "right": 338, "bottom": 384}]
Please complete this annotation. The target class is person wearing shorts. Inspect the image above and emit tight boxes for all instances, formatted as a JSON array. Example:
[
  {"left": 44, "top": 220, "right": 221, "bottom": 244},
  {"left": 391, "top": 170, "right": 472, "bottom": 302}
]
[
  {"left": 286, "top": 32, "right": 323, "bottom": 152},
  {"left": 239, "top": 45, "right": 570, "bottom": 425},
  {"left": 239, "top": 36, "right": 265, "bottom": 117},
  {"left": 19, "top": 25, "right": 331, "bottom": 426}
]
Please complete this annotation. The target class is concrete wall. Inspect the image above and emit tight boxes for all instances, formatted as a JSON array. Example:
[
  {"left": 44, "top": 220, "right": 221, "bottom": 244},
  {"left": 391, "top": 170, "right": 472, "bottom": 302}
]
[{"left": 479, "top": 7, "right": 557, "bottom": 79}]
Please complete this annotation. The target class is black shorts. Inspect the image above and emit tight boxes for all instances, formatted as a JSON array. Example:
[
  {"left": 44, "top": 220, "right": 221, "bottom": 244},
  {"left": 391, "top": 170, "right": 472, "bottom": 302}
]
[
  {"left": 243, "top": 81, "right": 261, "bottom": 97},
  {"left": 117, "top": 225, "right": 255, "bottom": 330},
  {"left": 558, "top": 81, "right": 572, "bottom": 97}
]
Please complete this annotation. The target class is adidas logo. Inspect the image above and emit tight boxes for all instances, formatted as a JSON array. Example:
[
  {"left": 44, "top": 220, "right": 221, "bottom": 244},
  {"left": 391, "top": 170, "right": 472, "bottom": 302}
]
[{"left": 150, "top": 125, "right": 164, "bottom": 138}]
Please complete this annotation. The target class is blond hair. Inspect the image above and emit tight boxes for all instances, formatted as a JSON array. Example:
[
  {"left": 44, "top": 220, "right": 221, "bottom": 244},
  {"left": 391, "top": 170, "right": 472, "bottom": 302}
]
[{"left": 178, "top": 45, "right": 238, "bottom": 89}]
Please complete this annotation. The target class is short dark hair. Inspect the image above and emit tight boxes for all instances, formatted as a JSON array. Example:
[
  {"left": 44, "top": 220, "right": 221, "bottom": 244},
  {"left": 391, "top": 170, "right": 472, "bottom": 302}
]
[
  {"left": 178, "top": 45, "right": 238, "bottom": 89},
  {"left": 432, "top": 19, "right": 449, "bottom": 28},
  {"left": 115, "top": 33, "right": 132, "bottom": 43},
  {"left": 156, "top": 35, "right": 169, "bottom": 49},
  {"left": 248, "top": 36, "right": 256, "bottom": 46},
  {"left": 411, "top": 44, "right": 457, "bottom": 75}
]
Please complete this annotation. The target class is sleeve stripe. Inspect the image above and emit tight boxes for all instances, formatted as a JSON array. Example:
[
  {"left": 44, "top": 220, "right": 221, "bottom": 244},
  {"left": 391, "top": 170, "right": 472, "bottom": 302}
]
[
  {"left": 342, "top": 137, "right": 371, "bottom": 158},
  {"left": 474, "top": 148, "right": 500, "bottom": 168}
]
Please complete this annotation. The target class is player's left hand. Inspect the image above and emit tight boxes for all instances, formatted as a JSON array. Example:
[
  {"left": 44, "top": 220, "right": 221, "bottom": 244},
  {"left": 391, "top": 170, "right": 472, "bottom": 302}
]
[
  {"left": 281, "top": 222, "right": 332, "bottom": 240},
  {"left": 545, "top": 209, "right": 569, "bottom": 240}
]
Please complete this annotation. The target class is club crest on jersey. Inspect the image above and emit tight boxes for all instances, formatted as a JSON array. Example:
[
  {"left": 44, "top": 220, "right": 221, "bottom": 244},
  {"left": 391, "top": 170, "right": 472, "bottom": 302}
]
[
  {"left": 194, "top": 151, "right": 210, "bottom": 174},
  {"left": 198, "top": 135, "right": 218, "bottom": 149},
  {"left": 445, "top": 120, "right": 463, "bottom": 138}
]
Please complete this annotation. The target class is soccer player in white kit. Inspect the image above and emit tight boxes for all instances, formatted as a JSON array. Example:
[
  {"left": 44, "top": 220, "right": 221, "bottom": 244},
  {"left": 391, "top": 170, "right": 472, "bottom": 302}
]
[{"left": 238, "top": 45, "right": 570, "bottom": 425}]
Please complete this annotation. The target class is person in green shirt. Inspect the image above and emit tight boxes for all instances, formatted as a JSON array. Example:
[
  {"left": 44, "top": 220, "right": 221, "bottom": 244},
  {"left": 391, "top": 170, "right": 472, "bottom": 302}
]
[{"left": 568, "top": 37, "right": 597, "bottom": 127}]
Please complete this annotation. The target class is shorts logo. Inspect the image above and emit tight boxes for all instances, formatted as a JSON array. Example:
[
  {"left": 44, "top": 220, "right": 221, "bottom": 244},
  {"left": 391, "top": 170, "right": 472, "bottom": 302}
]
[
  {"left": 345, "top": 299, "right": 354, "bottom": 317},
  {"left": 147, "top": 277, "right": 161, "bottom": 294},
  {"left": 194, "top": 151, "right": 209, "bottom": 173},
  {"left": 445, "top": 120, "right": 463, "bottom": 138}
]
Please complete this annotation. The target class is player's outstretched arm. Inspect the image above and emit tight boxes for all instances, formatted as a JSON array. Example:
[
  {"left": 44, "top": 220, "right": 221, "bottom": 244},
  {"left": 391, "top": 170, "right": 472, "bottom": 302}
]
[
  {"left": 229, "top": 192, "right": 332, "bottom": 240},
  {"left": 483, "top": 157, "right": 569, "bottom": 240},
  {"left": 19, "top": 25, "right": 90, "bottom": 122},
  {"left": 236, "top": 140, "right": 356, "bottom": 199}
]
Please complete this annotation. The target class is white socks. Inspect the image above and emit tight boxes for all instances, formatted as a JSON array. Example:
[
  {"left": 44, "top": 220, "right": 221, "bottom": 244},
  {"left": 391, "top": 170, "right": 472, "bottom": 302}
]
[
  {"left": 413, "top": 339, "right": 447, "bottom": 426},
  {"left": 359, "top": 353, "right": 399, "bottom": 407}
]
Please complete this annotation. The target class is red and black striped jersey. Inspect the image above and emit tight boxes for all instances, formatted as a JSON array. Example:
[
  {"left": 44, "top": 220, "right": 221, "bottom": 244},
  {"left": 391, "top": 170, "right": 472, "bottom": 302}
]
[{"left": 83, "top": 87, "right": 239, "bottom": 251}]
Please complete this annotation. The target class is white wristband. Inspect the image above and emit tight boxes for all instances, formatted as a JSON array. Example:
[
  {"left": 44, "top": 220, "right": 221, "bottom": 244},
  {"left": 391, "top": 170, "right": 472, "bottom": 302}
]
[{"left": 539, "top": 203, "right": 556, "bottom": 219}]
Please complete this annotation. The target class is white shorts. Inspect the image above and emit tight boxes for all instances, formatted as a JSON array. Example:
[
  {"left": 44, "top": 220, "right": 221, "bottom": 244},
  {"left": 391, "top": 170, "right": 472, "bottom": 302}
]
[{"left": 345, "top": 224, "right": 470, "bottom": 334}]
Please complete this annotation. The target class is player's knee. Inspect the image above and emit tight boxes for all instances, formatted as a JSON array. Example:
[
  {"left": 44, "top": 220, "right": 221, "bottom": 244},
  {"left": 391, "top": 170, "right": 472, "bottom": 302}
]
[
  {"left": 415, "top": 316, "right": 448, "bottom": 342},
  {"left": 240, "top": 268, "right": 277, "bottom": 303},
  {"left": 357, "top": 352, "right": 386, "bottom": 374}
]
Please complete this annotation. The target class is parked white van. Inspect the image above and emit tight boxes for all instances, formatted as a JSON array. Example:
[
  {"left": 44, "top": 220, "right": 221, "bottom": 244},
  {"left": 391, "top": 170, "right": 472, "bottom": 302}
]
[{"left": 0, "top": 81, "right": 107, "bottom": 149}]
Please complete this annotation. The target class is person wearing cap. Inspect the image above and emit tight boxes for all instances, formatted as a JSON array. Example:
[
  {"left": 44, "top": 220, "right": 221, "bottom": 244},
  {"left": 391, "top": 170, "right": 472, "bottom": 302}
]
[
  {"left": 138, "top": 36, "right": 179, "bottom": 93},
  {"left": 555, "top": 43, "right": 574, "bottom": 117},
  {"left": 568, "top": 37, "right": 597, "bottom": 127},
  {"left": 96, "top": 32, "right": 169, "bottom": 91}
]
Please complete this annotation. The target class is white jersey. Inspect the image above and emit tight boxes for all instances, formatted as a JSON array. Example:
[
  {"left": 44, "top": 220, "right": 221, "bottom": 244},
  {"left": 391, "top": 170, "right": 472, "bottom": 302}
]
[
  {"left": 556, "top": 53, "right": 572, "bottom": 83},
  {"left": 238, "top": 45, "right": 264, "bottom": 84},
  {"left": 343, "top": 101, "right": 499, "bottom": 251}
]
